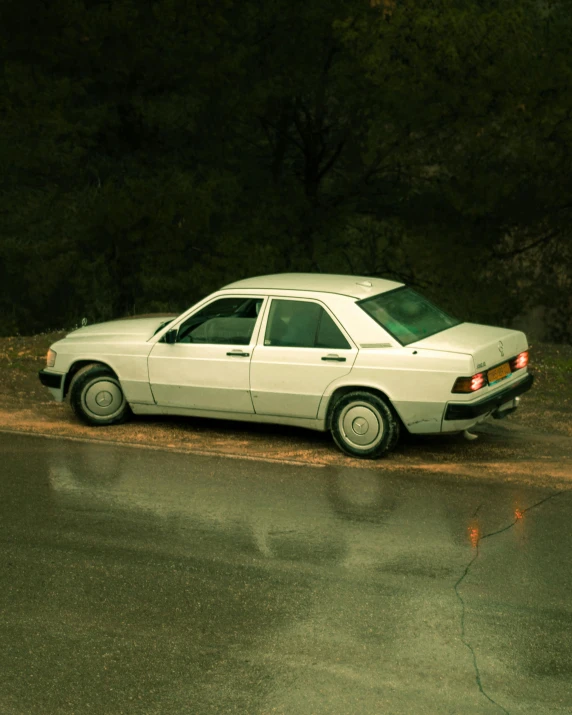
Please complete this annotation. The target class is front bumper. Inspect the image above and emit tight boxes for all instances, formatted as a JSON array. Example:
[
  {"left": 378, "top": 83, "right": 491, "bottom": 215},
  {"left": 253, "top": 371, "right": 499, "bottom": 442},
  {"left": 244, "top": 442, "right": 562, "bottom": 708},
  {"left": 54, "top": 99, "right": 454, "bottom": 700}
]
[
  {"left": 38, "top": 369, "right": 65, "bottom": 402},
  {"left": 444, "top": 373, "right": 534, "bottom": 421},
  {"left": 39, "top": 369, "right": 63, "bottom": 389}
]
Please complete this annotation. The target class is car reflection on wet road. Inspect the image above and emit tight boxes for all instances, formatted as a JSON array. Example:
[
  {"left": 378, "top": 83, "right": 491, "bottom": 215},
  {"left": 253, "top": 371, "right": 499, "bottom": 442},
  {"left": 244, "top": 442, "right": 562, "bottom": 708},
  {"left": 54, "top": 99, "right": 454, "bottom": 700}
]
[{"left": 0, "top": 433, "right": 570, "bottom": 714}]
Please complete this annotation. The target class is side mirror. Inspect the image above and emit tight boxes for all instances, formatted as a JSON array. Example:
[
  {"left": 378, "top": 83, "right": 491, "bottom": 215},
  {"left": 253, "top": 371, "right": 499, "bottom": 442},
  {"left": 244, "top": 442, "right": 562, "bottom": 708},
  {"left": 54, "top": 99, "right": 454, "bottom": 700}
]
[{"left": 164, "top": 328, "right": 178, "bottom": 344}]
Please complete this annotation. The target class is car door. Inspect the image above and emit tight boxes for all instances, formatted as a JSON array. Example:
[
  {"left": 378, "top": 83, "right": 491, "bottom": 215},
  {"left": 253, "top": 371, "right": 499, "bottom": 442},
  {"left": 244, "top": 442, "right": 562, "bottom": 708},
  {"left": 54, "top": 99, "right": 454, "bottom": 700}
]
[
  {"left": 249, "top": 298, "right": 357, "bottom": 418},
  {"left": 148, "top": 296, "right": 265, "bottom": 413}
]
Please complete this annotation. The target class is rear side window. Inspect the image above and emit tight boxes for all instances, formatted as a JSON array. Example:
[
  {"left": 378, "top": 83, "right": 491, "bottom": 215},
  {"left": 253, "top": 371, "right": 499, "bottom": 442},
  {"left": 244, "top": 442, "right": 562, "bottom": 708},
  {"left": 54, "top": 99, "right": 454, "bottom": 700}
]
[
  {"left": 264, "top": 299, "right": 351, "bottom": 349},
  {"left": 358, "top": 287, "right": 460, "bottom": 346}
]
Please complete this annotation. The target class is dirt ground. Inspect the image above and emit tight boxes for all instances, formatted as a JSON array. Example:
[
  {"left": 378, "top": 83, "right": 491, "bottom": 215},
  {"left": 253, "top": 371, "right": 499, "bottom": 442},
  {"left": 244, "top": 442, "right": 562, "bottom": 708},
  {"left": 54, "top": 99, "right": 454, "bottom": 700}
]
[{"left": 1, "top": 331, "right": 571, "bottom": 487}]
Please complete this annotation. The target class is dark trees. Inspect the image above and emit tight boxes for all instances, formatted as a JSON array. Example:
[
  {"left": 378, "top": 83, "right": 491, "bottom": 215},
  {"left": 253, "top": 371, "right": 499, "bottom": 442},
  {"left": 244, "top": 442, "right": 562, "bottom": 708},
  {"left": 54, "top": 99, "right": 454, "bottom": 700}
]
[{"left": 0, "top": 0, "right": 570, "bottom": 337}]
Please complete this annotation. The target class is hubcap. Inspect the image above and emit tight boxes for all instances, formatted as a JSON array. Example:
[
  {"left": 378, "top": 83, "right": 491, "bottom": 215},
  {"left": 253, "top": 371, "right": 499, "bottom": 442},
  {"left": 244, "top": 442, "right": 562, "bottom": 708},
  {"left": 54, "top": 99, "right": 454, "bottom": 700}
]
[
  {"left": 352, "top": 416, "right": 368, "bottom": 435},
  {"left": 339, "top": 402, "right": 383, "bottom": 449},
  {"left": 95, "top": 391, "right": 113, "bottom": 407},
  {"left": 84, "top": 379, "right": 124, "bottom": 417}
]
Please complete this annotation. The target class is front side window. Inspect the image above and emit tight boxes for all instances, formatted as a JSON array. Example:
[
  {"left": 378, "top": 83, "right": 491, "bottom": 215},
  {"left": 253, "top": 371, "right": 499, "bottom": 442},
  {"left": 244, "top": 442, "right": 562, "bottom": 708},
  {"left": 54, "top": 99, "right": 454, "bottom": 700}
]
[
  {"left": 358, "top": 287, "right": 461, "bottom": 346},
  {"left": 264, "top": 299, "right": 351, "bottom": 349},
  {"left": 176, "top": 297, "right": 263, "bottom": 345}
]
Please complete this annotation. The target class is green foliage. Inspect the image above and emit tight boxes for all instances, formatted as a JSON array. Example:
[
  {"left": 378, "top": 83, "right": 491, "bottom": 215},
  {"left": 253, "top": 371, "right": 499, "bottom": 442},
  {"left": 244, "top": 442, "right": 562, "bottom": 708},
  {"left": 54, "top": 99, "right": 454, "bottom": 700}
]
[{"left": 0, "top": 0, "right": 570, "bottom": 337}]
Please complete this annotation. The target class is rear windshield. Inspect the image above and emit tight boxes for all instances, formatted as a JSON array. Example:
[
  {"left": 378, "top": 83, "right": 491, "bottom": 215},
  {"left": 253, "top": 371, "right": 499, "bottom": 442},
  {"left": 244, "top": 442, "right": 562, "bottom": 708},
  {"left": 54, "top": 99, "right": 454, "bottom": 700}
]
[{"left": 357, "top": 287, "right": 461, "bottom": 346}]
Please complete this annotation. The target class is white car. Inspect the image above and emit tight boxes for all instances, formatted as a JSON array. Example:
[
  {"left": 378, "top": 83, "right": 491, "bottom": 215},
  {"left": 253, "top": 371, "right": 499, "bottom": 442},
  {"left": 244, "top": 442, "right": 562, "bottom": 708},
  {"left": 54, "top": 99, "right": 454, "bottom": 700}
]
[{"left": 39, "top": 273, "right": 534, "bottom": 458}]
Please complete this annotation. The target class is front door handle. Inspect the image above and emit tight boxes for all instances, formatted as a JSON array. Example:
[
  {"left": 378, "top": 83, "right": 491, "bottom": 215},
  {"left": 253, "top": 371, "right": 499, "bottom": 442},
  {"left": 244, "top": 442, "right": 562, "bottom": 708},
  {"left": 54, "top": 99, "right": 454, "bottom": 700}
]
[
  {"left": 321, "top": 354, "right": 346, "bottom": 362},
  {"left": 227, "top": 350, "right": 250, "bottom": 357}
]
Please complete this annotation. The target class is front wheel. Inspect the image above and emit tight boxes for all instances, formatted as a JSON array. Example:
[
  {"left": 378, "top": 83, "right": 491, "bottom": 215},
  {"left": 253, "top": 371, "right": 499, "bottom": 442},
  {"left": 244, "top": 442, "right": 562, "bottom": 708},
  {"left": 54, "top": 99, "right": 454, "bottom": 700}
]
[
  {"left": 330, "top": 391, "right": 400, "bottom": 459},
  {"left": 69, "top": 364, "right": 131, "bottom": 426}
]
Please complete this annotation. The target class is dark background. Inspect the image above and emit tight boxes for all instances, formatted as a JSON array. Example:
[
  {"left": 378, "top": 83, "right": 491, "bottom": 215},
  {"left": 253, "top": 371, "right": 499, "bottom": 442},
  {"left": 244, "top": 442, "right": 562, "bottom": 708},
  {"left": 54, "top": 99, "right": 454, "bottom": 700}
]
[{"left": 1, "top": 0, "right": 570, "bottom": 340}]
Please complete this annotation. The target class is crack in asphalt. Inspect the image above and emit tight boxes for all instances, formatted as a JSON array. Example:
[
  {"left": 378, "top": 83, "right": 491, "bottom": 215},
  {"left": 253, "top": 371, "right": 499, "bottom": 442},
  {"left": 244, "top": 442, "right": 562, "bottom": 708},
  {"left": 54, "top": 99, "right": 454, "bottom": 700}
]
[{"left": 454, "top": 490, "right": 565, "bottom": 714}]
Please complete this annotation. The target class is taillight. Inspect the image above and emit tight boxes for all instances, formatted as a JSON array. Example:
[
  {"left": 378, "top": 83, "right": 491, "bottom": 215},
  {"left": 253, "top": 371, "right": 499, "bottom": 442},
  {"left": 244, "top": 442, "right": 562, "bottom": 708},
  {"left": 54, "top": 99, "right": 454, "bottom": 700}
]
[
  {"left": 509, "top": 351, "right": 529, "bottom": 371},
  {"left": 452, "top": 373, "right": 487, "bottom": 393}
]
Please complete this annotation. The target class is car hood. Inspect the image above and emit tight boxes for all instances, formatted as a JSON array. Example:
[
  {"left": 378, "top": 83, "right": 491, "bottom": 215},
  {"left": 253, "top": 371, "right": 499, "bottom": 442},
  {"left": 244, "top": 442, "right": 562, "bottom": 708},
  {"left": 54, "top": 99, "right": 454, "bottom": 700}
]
[
  {"left": 65, "top": 316, "right": 177, "bottom": 342},
  {"left": 408, "top": 322, "right": 528, "bottom": 370}
]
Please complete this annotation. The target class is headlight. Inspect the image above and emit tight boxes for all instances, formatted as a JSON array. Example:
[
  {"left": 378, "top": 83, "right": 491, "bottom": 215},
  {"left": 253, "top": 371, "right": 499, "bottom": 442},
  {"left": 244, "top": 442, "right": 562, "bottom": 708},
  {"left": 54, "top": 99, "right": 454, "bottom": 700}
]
[{"left": 46, "top": 349, "right": 57, "bottom": 367}]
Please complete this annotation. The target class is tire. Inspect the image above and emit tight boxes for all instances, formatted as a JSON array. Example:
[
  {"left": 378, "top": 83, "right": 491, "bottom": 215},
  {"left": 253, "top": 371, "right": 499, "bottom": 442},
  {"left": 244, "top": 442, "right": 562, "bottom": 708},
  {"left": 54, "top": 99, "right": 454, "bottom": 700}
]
[
  {"left": 386, "top": 411, "right": 402, "bottom": 452},
  {"left": 69, "top": 364, "right": 131, "bottom": 426},
  {"left": 330, "top": 391, "right": 400, "bottom": 459}
]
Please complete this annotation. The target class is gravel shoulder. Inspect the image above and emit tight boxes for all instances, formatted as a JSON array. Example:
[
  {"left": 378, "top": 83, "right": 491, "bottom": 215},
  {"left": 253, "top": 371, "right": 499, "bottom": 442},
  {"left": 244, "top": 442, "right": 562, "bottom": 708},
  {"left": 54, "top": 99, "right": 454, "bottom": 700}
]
[{"left": 1, "top": 332, "right": 571, "bottom": 487}]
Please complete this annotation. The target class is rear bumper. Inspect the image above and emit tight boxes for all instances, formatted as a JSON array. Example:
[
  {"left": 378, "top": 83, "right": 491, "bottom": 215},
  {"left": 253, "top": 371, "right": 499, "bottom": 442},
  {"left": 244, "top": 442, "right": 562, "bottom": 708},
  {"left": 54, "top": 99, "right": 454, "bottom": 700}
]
[
  {"left": 444, "top": 373, "right": 534, "bottom": 421},
  {"left": 38, "top": 370, "right": 65, "bottom": 402}
]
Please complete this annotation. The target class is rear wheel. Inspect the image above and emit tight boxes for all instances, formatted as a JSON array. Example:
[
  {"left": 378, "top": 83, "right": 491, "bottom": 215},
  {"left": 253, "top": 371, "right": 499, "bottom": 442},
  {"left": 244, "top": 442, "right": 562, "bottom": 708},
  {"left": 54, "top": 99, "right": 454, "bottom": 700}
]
[
  {"left": 69, "top": 364, "right": 131, "bottom": 426},
  {"left": 331, "top": 391, "right": 399, "bottom": 459}
]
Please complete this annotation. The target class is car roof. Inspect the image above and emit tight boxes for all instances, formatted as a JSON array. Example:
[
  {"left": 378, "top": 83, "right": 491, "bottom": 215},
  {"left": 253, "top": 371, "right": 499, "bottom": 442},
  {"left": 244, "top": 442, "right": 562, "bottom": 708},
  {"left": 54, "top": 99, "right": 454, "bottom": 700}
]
[{"left": 221, "top": 273, "right": 403, "bottom": 300}]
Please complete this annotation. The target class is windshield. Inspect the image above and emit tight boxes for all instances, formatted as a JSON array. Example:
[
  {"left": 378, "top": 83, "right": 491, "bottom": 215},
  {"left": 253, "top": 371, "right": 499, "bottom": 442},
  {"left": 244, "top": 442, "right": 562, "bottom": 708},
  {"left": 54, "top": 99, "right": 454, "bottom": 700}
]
[{"left": 357, "top": 287, "right": 461, "bottom": 346}]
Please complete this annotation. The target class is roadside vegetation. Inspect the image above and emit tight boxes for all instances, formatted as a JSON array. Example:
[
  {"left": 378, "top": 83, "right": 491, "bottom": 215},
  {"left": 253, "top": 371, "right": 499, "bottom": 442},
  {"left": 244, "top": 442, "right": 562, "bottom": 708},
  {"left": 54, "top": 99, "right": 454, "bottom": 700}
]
[
  {"left": 519, "top": 343, "right": 572, "bottom": 436},
  {"left": 1, "top": 0, "right": 571, "bottom": 341}
]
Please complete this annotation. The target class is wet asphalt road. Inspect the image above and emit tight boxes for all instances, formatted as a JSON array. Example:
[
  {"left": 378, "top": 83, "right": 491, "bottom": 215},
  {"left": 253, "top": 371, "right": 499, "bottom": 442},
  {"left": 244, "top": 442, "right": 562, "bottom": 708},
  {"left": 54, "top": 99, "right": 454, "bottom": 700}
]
[{"left": 0, "top": 433, "right": 571, "bottom": 715}]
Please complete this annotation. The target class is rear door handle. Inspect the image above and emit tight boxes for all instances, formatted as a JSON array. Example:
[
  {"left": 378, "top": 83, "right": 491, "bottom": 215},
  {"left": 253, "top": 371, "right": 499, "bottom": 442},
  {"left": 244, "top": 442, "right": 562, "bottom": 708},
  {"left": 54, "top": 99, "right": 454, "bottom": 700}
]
[
  {"left": 227, "top": 350, "right": 250, "bottom": 357},
  {"left": 321, "top": 354, "right": 346, "bottom": 362}
]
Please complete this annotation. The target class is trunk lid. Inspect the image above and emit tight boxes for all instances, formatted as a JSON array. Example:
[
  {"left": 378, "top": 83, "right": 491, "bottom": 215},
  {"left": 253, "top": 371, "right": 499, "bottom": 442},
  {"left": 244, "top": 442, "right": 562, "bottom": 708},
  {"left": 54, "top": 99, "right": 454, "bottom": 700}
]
[{"left": 408, "top": 323, "right": 528, "bottom": 373}]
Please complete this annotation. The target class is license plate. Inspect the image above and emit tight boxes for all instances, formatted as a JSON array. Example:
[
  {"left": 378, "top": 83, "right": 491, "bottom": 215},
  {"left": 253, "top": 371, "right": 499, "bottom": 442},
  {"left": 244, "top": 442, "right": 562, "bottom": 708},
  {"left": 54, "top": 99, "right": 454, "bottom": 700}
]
[{"left": 487, "top": 362, "right": 511, "bottom": 384}]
